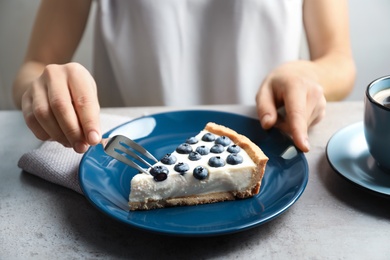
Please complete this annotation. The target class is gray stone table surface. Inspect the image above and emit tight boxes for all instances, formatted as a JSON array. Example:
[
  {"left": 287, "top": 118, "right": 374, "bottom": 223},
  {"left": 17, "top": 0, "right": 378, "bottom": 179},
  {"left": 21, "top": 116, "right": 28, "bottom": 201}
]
[{"left": 1, "top": 102, "right": 389, "bottom": 259}]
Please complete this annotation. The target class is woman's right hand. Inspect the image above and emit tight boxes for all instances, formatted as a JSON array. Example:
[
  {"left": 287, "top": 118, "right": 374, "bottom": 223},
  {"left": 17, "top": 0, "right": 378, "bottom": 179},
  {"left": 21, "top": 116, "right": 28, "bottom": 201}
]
[{"left": 21, "top": 62, "right": 101, "bottom": 153}]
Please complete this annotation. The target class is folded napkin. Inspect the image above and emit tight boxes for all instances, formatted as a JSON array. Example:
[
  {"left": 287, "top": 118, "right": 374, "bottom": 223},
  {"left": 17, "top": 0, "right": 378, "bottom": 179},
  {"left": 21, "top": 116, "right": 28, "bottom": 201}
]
[{"left": 18, "top": 114, "right": 132, "bottom": 194}]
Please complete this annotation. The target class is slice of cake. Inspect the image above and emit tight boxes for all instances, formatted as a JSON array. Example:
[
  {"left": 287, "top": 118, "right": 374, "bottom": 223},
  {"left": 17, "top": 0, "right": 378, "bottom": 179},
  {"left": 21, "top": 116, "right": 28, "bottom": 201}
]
[{"left": 129, "top": 122, "right": 269, "bottom": 211}]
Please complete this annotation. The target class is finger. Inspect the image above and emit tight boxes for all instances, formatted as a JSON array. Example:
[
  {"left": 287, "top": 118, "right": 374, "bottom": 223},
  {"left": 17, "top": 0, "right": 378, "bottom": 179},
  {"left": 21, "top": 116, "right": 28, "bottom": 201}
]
[
  {"left": 43, "top": 65, "right": 88, "bottom": 153},
  {"left": 29, "top": 78, "right": 71, "bottom": 147},
  {"left": 21, "top": 89, "right": 51, "bottom": 141},
  {"left": 256, "top": 80, "right": 278, "bottom": 130},
  {"left": 310, "top": 107, "right": 326, "bottom": 126},
  {"left": 67, "top": 63, "right": 101, "bottom": 146},
  {"left": 307, "top": 91, "right": 327, "bottom": 127},
  {"left": 283, "top": 91, "right": 310, "bottom": 152}
]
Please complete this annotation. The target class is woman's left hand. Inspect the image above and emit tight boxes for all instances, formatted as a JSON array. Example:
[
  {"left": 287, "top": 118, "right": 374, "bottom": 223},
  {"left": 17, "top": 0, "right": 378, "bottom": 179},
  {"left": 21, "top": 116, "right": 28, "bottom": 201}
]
[{"left": 256, "top": 61, "right": 327, "bottom": 152}]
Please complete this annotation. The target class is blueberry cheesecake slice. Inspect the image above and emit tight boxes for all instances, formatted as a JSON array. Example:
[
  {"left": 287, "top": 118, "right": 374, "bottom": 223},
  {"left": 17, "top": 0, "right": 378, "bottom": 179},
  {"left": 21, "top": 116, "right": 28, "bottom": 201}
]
[{"left": 128, "top": 122, "right": 269, "bottom": 211}]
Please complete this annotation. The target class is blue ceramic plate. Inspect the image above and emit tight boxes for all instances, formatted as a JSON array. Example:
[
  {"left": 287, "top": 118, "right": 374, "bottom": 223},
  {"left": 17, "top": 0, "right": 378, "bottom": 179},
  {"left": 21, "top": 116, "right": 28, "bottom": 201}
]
[
  {"left": 79, "top": 110, "right": 308, "bottom": 236},
  {"left": 326, "top": 122, "right": 390, "bottom": 197}
]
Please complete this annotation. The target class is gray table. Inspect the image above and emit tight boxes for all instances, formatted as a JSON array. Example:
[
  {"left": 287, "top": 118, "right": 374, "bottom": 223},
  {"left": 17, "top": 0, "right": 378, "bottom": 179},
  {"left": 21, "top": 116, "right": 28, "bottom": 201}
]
[{"left": 1, "top": 102, "right": 389, "bottom": 259}]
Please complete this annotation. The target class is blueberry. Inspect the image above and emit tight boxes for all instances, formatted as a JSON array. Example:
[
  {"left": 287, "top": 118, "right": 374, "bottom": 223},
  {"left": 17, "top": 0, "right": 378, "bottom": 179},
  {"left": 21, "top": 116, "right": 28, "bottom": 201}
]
[
  {"left": 196, "top": 145, "right": 210, "bottom": 155},
  {"left": 176, "top": 143, "right": 193, "bottom": 154},
  {"left": 174, "top": 162, "right": 190, "bottom": 174},
  {"left": 226, "top": 153, "right": 243, "bottom": 165},
  {"left": 210, "top": 144, "right": 224, "bottom": 154},
  {"left": 188, "top": 151, "right": 201, "bottom": 161},
  {"left": 208, "top": 156, "right": 225, "bottom": 167},
  {"left": 186, "top": 136, "right": 198, "bottom": 144},
  {"left": 215, "top": 136, "right": 232, "bottom": 147},
  {"left": 202, "top": 133, "right": 216, "bottom": 142},
  {"left": 149, "top": 165, "right": 169, "bottom": 182},
  {"left": 193, "top": 166, "right": 209, "bottom": 180},
  {"left": 149, "top": 165, "right": 169, "bottom": 176},
  {"left": 160, "top": 153, "right": 177, "bottom": 165},
  {"left": 227, "top": 144, "right": 241, "bottom": 153},
  {"left": 154, "top": 173, "right": 168, "bottom": 182}
]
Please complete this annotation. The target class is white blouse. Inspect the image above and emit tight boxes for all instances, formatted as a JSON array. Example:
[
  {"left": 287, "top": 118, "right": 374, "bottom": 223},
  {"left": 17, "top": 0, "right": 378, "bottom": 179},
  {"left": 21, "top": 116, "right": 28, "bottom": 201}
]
[{"left": 93, "top": 0, "right": 304, "bottom": 107}]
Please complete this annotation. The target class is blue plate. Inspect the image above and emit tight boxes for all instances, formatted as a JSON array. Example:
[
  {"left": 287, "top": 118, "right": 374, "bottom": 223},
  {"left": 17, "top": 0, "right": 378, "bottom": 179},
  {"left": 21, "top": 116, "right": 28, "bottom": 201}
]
[
  {"left": 79, "top": 110, "right": 308, "bottom": 236},
  {"left": 326, "top": 122, "right": 390, "bottom": 197}
]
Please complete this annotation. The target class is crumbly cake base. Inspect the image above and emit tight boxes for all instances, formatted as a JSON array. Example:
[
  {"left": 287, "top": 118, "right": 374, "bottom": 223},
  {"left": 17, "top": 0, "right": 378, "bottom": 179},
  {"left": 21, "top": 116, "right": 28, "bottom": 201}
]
[
  {"left": 129, "top": 122, "right": 269, "bottom": 211},
  {"left": 205, "top": 122, "right": 268, "bottom": 190},
  {"left": 130, "top": 190, "right": 248, "bottom": 211}
]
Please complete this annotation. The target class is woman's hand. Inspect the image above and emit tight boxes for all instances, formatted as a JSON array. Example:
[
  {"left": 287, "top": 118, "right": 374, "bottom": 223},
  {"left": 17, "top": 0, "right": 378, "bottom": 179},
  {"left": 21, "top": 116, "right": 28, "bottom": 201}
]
[
  {"left": 256, "top": 61, "right": 327, "bottom": 152},
  {"left": 21, "top": 62, "right": 101, "bottom": 153}
]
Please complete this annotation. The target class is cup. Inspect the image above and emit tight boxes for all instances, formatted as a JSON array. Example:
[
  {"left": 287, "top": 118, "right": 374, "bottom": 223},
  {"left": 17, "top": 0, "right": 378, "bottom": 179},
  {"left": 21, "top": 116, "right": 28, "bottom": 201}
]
[{"left": 364, "top": 75, "right": 390, "bottom": 171}]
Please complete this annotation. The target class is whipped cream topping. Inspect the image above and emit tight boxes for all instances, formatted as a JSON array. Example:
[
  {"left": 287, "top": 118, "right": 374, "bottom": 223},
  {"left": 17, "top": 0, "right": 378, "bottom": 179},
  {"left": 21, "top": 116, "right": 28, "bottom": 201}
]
[{"left": 129, "top": 130, "right": 256, "bottom": 203}]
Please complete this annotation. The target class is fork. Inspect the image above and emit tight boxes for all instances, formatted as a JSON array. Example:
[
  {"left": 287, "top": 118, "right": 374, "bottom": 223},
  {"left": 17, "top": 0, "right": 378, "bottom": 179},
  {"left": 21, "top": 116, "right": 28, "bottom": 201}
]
[{"left": 100, "top": 135, "right": 158, "bottom": 175}]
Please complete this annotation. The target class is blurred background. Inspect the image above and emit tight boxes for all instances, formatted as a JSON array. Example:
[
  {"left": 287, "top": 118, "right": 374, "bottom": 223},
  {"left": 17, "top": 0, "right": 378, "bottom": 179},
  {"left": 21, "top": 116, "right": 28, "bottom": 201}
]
[
  {"left": 0, "top": 0, "right": 95, "bottom": 110},
  {"left": 1, "top": 0, "right": 390, "bottom": 110}
]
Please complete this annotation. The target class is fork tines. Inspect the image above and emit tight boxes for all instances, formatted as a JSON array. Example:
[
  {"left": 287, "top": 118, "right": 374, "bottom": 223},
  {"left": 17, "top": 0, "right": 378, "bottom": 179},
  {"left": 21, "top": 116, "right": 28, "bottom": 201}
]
[{"left": 102, "top": 135, "right": 158, "bottom": 175}]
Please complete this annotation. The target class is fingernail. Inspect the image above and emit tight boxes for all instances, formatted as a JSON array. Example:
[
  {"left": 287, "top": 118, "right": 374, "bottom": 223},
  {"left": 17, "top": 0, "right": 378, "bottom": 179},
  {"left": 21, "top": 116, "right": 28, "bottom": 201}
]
[{"left": 88, "top": 131, "right": 100, "bottom": 145}]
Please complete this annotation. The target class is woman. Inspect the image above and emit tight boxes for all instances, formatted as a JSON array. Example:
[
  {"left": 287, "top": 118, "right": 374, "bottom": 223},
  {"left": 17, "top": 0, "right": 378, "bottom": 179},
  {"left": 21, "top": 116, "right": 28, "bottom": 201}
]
[{"left": 13, "top": 0, "right": 356, "bottom": 153}]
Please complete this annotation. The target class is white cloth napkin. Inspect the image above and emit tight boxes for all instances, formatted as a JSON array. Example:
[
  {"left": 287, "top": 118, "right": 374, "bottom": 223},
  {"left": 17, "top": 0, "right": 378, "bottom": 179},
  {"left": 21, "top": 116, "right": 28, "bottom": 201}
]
[{"left": 18, "top": 114, "right": 132, "bottom": 194}]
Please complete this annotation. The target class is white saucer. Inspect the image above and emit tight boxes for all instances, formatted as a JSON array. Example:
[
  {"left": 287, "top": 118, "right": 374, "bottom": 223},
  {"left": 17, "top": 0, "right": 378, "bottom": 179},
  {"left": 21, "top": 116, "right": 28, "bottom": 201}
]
[{"left": 326, "top": 122, "right": 390, "bottom": 197}]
